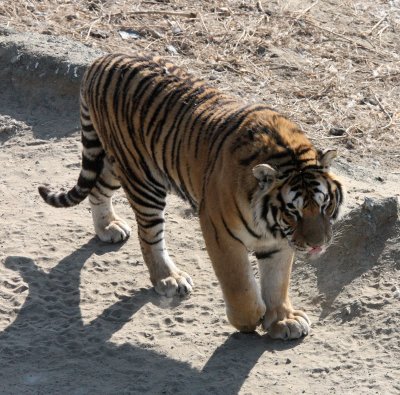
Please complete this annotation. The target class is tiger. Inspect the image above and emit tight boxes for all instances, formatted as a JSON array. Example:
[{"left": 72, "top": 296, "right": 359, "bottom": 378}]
[{"left": 39, "top": 53, "right": 344, "bottom": 340}]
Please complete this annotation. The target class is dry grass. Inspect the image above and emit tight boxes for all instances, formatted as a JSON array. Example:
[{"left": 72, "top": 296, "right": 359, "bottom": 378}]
[{"left": 1, "top": 0, "right": 399, "bottom": 169}]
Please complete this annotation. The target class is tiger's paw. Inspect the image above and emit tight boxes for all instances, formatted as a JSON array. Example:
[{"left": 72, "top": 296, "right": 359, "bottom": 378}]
[
  {"left": 262, "top": 307, "right": 311, "bottom": 340},
  {"left": 96, "top": 219, "right": 131, "bottom": 243},
  {"left": 227, "top": 300, "right": 266, "bottom": 333},
  {"left": 154, "top": 271, "right": 193, "bottom": 298}
]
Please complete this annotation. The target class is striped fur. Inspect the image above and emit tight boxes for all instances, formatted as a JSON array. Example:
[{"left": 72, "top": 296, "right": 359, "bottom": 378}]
[{"left": 39, "top": 53, "right": 344, "bottom": 337}]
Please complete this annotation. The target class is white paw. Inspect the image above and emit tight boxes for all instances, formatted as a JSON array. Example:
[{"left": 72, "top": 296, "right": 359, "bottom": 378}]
[
  {"left": 263, "top": 309, "right": 311, "bottom": 340},
  {"left": 96, "top": 219, "right": 131, "bottom": 243},
  {"left": 154, "top": 271, "right": 193, "bottom": 298}
]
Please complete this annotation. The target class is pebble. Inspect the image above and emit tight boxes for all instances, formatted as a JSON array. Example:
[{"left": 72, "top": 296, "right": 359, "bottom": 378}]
[
  {"left": 359, "top": 96, "right": 378, "bottom": 106},
  {"left": 166, "top": 45, "right": 178, "bottom": 55},
  {"left": 329, "top": 127, "right": 346, "bottom": 136},
  {"left": 118, "top": 29, "right": 141, "bottom": 40}
]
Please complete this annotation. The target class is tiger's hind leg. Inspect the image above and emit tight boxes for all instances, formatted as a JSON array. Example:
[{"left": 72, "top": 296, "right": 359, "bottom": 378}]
[
  {"left": 89, "top": 157, "right": 131, "bottom": 243},
  {"left": 120, "top": 175, "right": 193, "bottom": 297}
]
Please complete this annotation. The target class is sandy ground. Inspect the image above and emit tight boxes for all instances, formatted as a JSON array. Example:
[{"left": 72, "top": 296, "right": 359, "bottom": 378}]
[
  {"left": 0, "top": 113, "right": 399, "bottom": 394},
  {"left": 0, "top": 5, "right": 400, "bottom": 394},
  {"left": 0, "top": 81, "right": 399, "bottom": 395}
]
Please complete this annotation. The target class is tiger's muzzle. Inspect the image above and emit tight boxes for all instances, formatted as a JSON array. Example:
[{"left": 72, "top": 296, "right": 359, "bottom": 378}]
[{"left": 291, "top": 214, "right": 332, "bottom": 256}]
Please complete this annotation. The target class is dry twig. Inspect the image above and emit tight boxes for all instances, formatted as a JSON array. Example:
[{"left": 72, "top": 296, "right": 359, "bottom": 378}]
[
  {"left": 373, "top": 92, "right": 394, "bottom": 129},
  {"left": 295, "top": 0, "right": 319, "bottom": 20},
  {"left": 126, "top": 10, "right": 197, "bottom": 18}
]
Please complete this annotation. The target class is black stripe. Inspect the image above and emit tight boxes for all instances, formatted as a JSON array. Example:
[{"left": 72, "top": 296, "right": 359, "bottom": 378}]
[
  {"left": 302, "top": 165, "right": 324, "bottom": 172},
  {"left": 149, "top": 81, "right": 193, "bottom": 157},
  {"left": 86, "top": 55, "right": 113, "bottom": 103},
  {"left": 206, "top": 105, "right": 267, "bottom": 176},
  {"left": 134, "top": 207, "right": 163, "bottom": 219},
  {"left": 58, "top": 194, "right": 69, "bottom": 207},
  {"left": 162, "top": 98, "right": 190, "bottom": 179},
  {"left": 192, "top": 93, "right": 224, "bottom": 158},
  {"left": 81, "top": 133, "right": 102, "bottom": 149},
  {"left": 262, "top": 123, "right": 287, "bottom": 148},
  {"left": 332, "top": 180, "right": 343, "bottom": 205},
  {"left": 82, "top": 154, "right": 103, "bottom": 173},
  {"left": 125, "top": 174, "right": 166, "bottom": 207},
  {"left": 112, "top": 138, "right": 167, "bottom": 207},
  {"left": 209, "top": 217, "right": 220, "bottom": 248},
  {"left": 239, "top": 150, "right": 261, "bottom": 166},
  {"left": 292, "top": 191, "right": 302, "bottom": 201},
  {"left": 269, "top": 205, "right": 279, "bottom": 237},
  {"left": 140, "top": 77, "right": 178, "bottom": 135},
  {"left": 124, "top": 185, "right": 165, "bottom": 211},
  {"left": 296, "top": 146, "right": 312, "bottom": 156},
  {"left": 174, "top": 139, "right": 196, "bottom": 207},
  {"left": 77, "top": 173, "right": 96, "bottom": 190},
  {"left": 81, "top": 123, "right": 95, "bottom": 132},
  {"left": 140, "top": 236, "right": 163, "bottom": 245},
  {"left": 261, "top": 195, "right": 270, "bottom": 219},
  {"left": 95, "top": 56, "right": 126, "bottom": 115},
  {"left": 97, "top": 177, "right": 120, "bottom": 191},
  {"left": 118, "top": 61, "right": 151, "bottom": 119},
  {"left": 255, "top": 248, "right": 280, "bottom": 260},
  {"left": 221, "top": 216, "right": 244, "bottom": 246},
  {"left": 266, "top": 150, "right": 291, "bottom": 161},
  {"left": 234, "top": 199, "right": 261, "bottom": 239},
  {"left": 111, "top": 71, "right": 131, "bottom": 125},
  {"left": 67, "top": 188, "right": 84, "bottom": 203},
  {"left": 163, "top": 84, "right": 208, "bottom": 177},
  {"left": 136, "top": 218, "right": 165, "bottom": 229},
  {"left": 116, "top": 118, "right": 167, "bottom": 196},
  {"left": 279, "top": 157, "right": 315, "bottom": 169}
]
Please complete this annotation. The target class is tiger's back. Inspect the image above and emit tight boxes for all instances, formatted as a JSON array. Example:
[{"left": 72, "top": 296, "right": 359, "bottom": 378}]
[
  {"left": 82, "top": 53, "right": 245, "bottom": 207},
  {"left": 39, "top": 53, "right": 343, "bottom": 339}
]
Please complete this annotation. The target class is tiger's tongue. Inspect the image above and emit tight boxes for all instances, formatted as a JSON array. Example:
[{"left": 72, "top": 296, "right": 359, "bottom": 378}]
[{"left": 309, "top": 246, "right": 322, "bottom": 254}]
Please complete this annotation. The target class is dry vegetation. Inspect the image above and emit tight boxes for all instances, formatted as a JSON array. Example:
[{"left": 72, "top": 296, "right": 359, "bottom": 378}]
[{"left": 1, "top": 0, "right": 399, "bottom": 169}]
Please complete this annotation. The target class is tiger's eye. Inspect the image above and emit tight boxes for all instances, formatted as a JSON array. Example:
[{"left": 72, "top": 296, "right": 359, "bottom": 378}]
[{"left": 282, "top": 211, "right": 296, "bottom": 223}]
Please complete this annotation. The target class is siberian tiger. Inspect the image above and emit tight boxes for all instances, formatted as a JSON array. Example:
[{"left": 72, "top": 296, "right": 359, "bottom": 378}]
[{"left": 39, "top": 53, "right": 343, "bottom": 339}]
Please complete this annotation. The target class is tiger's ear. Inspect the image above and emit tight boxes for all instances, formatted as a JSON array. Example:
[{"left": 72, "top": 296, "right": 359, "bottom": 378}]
[
  {"left": 318, "top": 149, "right": 337, "bottom": 169},
  {"left": 252, "top": 164, "right": 277, "bottom": 191}
]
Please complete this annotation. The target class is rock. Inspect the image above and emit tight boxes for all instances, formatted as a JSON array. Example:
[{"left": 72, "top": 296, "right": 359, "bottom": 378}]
[
  {"left": 166, "top": 45, "right": 178, "bottom": 55},
  {"left": 118, "top": 29, "right": 141, "bottom": 40},
  {"left": 329, "top": 127, "right": 346, "bottom": 136}
]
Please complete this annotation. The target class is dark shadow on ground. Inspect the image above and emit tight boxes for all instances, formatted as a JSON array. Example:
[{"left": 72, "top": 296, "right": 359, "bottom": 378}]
[
  {"left": 311, "top": 197, "right": 399, "bottom": 319},
  {"left": 0, "top": 95, "right": 80, "bottom": 142},
  {"left": 0, "top": 238, "right": 301, "bottom": 395}
]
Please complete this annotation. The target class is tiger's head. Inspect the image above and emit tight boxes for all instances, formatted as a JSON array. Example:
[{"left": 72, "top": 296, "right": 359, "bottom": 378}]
[{"left": 252, "top": 149, "right": 344, "bottom": 257}]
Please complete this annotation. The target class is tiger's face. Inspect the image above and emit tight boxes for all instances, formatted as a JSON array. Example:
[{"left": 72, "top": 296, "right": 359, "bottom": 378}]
[
  {"left": 277, "top": 172, "right": 342, "bottom": 256},
  {"left": 252, "top": 149, "right": 343, "bottom": 257}
]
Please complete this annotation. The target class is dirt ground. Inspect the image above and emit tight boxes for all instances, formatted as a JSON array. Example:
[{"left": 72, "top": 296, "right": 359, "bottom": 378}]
[{"left": 0, "top": 1, "right": 399, "bottom": 394}]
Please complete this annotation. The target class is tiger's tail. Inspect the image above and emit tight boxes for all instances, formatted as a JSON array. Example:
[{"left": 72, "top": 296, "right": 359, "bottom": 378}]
[{"left": 38, "top": 95, "right": 105, "bottom": 208}]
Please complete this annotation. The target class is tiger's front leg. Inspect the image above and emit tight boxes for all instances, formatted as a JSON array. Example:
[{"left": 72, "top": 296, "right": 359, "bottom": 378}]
[
  {"left": 200, "top": 210, "right": 266, "bottom": 332},
  {"left": 256, "top": 244, "right": 310, "bottom": 340}
]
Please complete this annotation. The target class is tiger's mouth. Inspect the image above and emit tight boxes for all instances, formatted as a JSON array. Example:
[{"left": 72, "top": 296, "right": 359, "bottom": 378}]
[
  {"left": 289, "top": 241, "right": 327, "bottom": 258},
  {"left": 306, "top": 245, "right": 327, "bottom": 259},
  {"left": 308, "top": 246, "right": 323, "bottom": 255}
]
